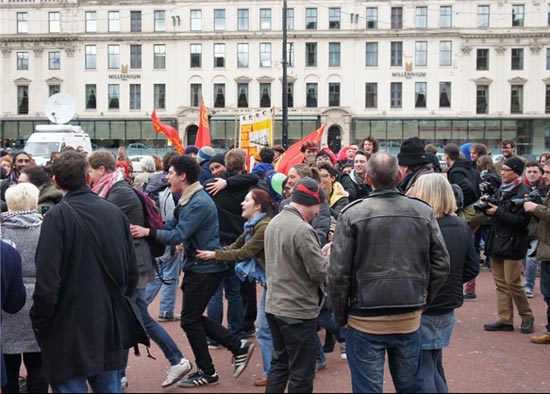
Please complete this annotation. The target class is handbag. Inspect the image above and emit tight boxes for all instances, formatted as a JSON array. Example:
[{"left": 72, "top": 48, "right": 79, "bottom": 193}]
[{"left": 62, "top": 202, "right": 151, "bottom": 355}]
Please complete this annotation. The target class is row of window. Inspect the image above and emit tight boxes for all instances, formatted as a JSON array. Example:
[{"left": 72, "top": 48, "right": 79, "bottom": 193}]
[
  {"left": 14, "top": 4, "right": 550, "bottom": 34},
  {"left": 14, "top": 82, "right": 550, "bottom": 115}
]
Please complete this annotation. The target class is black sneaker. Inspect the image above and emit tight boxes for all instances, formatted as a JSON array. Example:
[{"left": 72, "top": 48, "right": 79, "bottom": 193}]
[
  {"left": 463, "top": 292, "right": 478, "bottom": 302},
  {"left": 521, "top": 318, "right": 535, "bottom": 334},
  {"left": 232, "top": 340, "right": 255, "bottom": 378},
  {"left": 484, "top": 321, "right": 514, "bottom": 332},
  {"left": 177, "top": 370, "right": 219, "bottom": 388}
]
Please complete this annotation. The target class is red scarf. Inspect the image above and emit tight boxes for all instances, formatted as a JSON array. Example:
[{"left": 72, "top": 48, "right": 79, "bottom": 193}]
[{"left": 92, "top": 171, "right": 123, "bottom": 199}]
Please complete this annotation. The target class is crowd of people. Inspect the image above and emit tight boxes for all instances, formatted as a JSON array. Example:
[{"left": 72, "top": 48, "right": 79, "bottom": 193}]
[{"left": 1, "top": 134, "right": 549, "bottom": 393}]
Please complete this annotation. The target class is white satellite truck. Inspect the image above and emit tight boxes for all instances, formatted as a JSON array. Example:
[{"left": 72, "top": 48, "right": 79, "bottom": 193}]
[{"left": 24, "top": 93, "right": 92, "bottom": 165}]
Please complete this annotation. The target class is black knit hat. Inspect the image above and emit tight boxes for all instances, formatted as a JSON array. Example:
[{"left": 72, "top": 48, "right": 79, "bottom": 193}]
[
  {"left": 504, "top": 157, "right": 525, "bottom": 176},
  {"left": 397, "top": 137, "right": 429, "bottom": 167},
  {"left": 209, "top": 153, "right": 225, "bottom": 166},
  {"left": 290, "top": 177, "right": 326, "bottom": 206}
]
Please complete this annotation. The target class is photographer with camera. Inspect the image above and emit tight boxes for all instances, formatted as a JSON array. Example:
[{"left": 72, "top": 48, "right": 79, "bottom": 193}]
[{"left": 483, "top": 157, "right": 535, "bottom": 334}]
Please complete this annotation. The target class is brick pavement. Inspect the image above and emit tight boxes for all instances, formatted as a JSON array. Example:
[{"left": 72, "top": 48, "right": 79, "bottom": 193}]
[{"left": 125, "top": 270, "right": 550, "bottom": 393}]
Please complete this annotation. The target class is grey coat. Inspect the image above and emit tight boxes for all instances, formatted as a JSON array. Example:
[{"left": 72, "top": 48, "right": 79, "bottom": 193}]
[{"left": 0, "top": 211, "right": 43, "bottom": 354}]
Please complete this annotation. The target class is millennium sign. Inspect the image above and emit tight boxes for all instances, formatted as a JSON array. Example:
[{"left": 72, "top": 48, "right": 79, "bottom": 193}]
[
  {"left": 108, "top": 64, "right": 141, "bottom": 80},
  {"left": 392, "top": 63, "right": 426, "bottom": 78}
]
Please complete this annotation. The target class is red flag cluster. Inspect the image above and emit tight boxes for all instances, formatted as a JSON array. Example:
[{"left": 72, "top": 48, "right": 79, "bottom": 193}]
[
  {"left": 151, "top": 110, "right": 185, "bottom": 153},
  {"left": 195, "top": 98, "right": 211, "bottom": 148},
  {"left": 276, "top": 125, "right": 326, "bottom": 175}
]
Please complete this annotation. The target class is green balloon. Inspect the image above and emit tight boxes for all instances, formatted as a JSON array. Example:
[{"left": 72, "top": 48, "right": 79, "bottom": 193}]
[{"left": 270, "top": 172, "right": 287, "bottom": 196}]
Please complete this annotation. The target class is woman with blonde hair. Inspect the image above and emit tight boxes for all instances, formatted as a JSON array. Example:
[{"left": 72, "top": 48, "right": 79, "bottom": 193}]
[{"left": 409, "top": 173, "right": 479, "bottom": 393}]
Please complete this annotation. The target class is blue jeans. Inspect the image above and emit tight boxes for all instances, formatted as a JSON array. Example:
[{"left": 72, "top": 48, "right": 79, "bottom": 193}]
[
  {"left": 51, "top": 370, "right": 120, "bottom": 393},
  {"left": 524, "top": 240, "right": 539, "bottom": 291},
  {"left": 255, "top": 287, "right": 273, "bottom": 377},
  {"left": 146, "top": 247, "right": 181, "bottom": 318},
  {"left": 346, "top": 327, "right": 423, "bottom": 393},
  {"left": 206, "top": 267, "right": 244, "bottom": 340}
]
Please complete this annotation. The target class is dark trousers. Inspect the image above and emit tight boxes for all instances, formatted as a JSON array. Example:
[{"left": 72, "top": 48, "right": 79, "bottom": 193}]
[
  {"left": 180, "top": 270, "right": 241, "bottom": 375},
  {"left": 541, "top": 261, "right": 550, "bottom": 331},
  {"left": 266, "top": 313, "right": 317, "bottom": 393},
  {"left": 241, "top": 280, "right": 258, "bottom": 332},
  {"left": 3, "top": 352, "right": 48, "bottom": 393}
]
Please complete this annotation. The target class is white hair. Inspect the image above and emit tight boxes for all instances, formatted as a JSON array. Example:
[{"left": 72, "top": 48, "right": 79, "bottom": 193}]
[
  {"left": 139, "top": 156, "right": 156, "bottom": 173},
  {"left": 5, "top": 183, "right": 39, "bottom": 212}
]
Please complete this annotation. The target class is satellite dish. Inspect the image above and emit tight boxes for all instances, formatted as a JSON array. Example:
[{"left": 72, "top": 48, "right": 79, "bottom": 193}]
[{"left": 45, "top": 93, "right": 75, "bottom": 124}]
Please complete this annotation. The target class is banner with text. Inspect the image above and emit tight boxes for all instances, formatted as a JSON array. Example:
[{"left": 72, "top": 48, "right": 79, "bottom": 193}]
[{"left": 239, "top": 109, "right": 273, "bottom": 156}]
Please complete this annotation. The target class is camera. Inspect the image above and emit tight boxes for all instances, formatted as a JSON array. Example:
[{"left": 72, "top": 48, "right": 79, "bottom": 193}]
[
  {"left": 473, "top": 181, "right": 499, "bottom": 212},
  {"left": 511, "top": 189, "right": 543, "bottom": 207}
]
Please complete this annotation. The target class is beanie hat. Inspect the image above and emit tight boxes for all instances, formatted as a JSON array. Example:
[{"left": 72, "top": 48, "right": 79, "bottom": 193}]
[
  {"left": 198, "top": 146, "right": 216, "bottom": 164},
  {"left": 185, "top": 145, "right": 199, "bottom": 155},
  {"left": 301, "top": 141, "right": 319, "bottom": 153},
  {"left": 397, "top": 137, "right": 429, "bottom": 167},
  {"left": 290, "top": 177, "right": 326, "bottom": 206},
  {"left": 209, "top": 153, "right": 225, "bottom": 166},
  {"left": 504, "top": 157, "right": 525, "bottom": 176}
]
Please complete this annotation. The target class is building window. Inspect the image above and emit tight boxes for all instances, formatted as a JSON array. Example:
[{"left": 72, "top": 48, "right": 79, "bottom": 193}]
[
  {"left": 306, "top": 83, "right": 318, "bottom": 107},
  {"left": 17, "top": 12, "right": 28, "bottom": 33},
  {"left": 85, "top": 84, "right": 96, "bottom": 109},
  {"left": 85, "top": 45, "right": 96, "bottom": 69},
  {"left": 287, "top": 83, "right": 294, "bottom": 107},
  {"left": 476, "top": 85, "right": 489, "bottom": 114},
  {"left": 130, "top": 84, "right": 141, "bottom": 110},
  {"left": 154, "top": 44, "right": 166, "bottom": 69},
  {"left": 190, "top": 44, "right": 202, "bottom": 68},
  {"left": 49, "top": 85, "right": 60, "bottom": 97},
  {"left": 130, "top": 45, "right": 142, "bottom": 69},
  {"left": 391, "top": 42, "right": 402, "bottom": 67},
  {"left": 512, "top": 5, "right": 524, "bottom": 27},
  {"left": 131, "top": 11, "right": 142, "bottom": 32},
  {"left": 108, "top": 11, "right": 120, "bottom": 32},
  {"left": 365, "top": 83, "right": 377, "bottom": 108},
  {"left": 366, "top": 7, "right": 378, "bottom": 29},
  {"left": 237, "top": 9, "right": 249, "bottom": 31},
  {"left": 440, "top": 6, "right": 452, "bottom": 28},
  {"left": 287, "top": 42, "right": 294, "bottom": 67},
  {"left": 478, "top": 5, "right": 490, "bottom": 28},
  {"left": 108, "top": 84, "right": 120, "bottom": 109},
  {"left": 190, "top": 84, "right": 202, "bottom": 107},
  {"left": 511, "top": 48, "right": 524, "bottom": 70},
  {"left": 85, "top": 11, "right": 97, "bottom": 32},
  {"left": 108, "top": 45, "right": 120, "bottom": 69},
  {"left": 329, "top": 83, "right": 340, "bottom": 107},
  {"left": 214, "top": 84, "right": 225, "bottom": 108},
  {"left": 329, "top": 8, "right": 340, "bottom": 29},
  {"left": 306, "top": 8, "right": 317, "bottom": 29},
  {"left": 440, "top": 82, "right": 451, "bottom": 108},
  {"left": 154, "top": 84, "right": 166, "bottom": 109},
  {"left": 17, "top": 52, "right": 29, "bottom": 71},
  {"left": 477, "top": 49, "right": 489, "bottom": 70},
  {"left": 238, "top": 83, "right": 249, "bottom": 108},
  {"left": 260, "top": 83, "right": 271, "bottom": 107},
  {"left": 190, "top": 10, "right": 201, "bottom": 31},
  {"left": 415, "top": 82, "right": 427, "bottom": 108},
  {"left": 391, "top": 7, "right": 403, "bottom": 29},
  {"left": 416, "top": 7, "right": 427, "bottom": 28},
  {"left": 286, "top": 8, "right": 294, "bottom": 30},
  {"left": 214, "top": 44, "right": 225, "bottom": 68},
  {"left": 415, "top": 41, "right": 427, "bottom": 67},
  {"left": 329, "top": 42, "right": 341, "bottom": 67},
  {"left": 49, "top": 51, "right": 60, "bottom": 70},
  {"left": 237, "top": 43, "right": 248, "bottom": 68},
  {"left": 548, "top": 4, "right": 550, "bottom": 27},
  {"left": 49, "top": 12, "right": 60, "bottom": 33},
  {"left": 260, "top": 43, "right": 271, "bottom": 67},
  {"left": 306, "top": 42, "right": 317, "bottom": 67},
  {"left": 440, "top": 41, "right": 452, "bottom": 66},
  {"left": 214, "top": 9, "right": 225, "bottom": 31},
  {"left": 18, "top": 86, "right": 29, "bottom": 115},
  {"left": 547, "top": 48, "right": 550, "bottom": 70},
  {"left": 154, "top": 10, "right": 165, "bottom": 32},
  {"left": 511, "top": 85, "right": 523, "bottom": 113},
  {"left": 260, "top": 9, "right": 272, "bottom": 30},
  {"left": 391, "top": 82, "right": 402, "bottom": 108},
  {"left": 546, "top": 84, "right": 550, "bottom": 113},
  {"left": 366, "top": 42, "right": 378, "bottom": 67}
]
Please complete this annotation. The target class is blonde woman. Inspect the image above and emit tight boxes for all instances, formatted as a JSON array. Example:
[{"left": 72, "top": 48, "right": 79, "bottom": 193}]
[{"left": 409, "top": 173, "right": 479, "bottom": 393}]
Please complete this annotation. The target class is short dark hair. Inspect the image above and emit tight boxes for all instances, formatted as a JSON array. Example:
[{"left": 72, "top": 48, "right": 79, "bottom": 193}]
[
  {"left": 367, "top": 152, "right": 399, "bottom": 189},
  {"left": 170, "top": 155, "right": 201, "bottom": 184},
  {"left": 361, "top": 136, "right": 379, "bottom": 153},
  {"left": 317, "top": 163, "right": 338, "bottom": 179},
  {"left": 501, "top": 139, "right": 516, "bottom": 148},
  {"left": 443, "top": 143, "right": 460, "bottom": 161},
  {"left": 87, "top": 150, "right": 117, "bottom": 172},
  {"left": 259, "top": 147, "right": 275, "bottom": 164},
  {"left": 526, "top": 160, "right": 542, "bottom": 172},
  {"left": 20, "top": 166, "right": 52, "bottom": 188},
  {"left": 162, "top": 150, "right": 181, "bottom": 172},
  {"left": 52, "top": 151, "right": 88, "bottom": 191}
]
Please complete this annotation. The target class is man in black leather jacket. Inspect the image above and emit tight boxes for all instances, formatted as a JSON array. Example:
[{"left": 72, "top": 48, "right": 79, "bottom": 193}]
[{"left": 329, "top": 152, "right": 449, "bottom": 393}]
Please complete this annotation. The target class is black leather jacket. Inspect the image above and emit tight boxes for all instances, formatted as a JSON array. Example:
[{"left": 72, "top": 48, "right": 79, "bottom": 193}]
[{"left": 328, "top": 188, "right": 450, "bottom": 327}]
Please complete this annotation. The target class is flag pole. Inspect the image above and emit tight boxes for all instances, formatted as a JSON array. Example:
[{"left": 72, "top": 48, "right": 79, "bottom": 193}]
[{"left": 234, "top": 114, "right": 239, "bottom": 148}]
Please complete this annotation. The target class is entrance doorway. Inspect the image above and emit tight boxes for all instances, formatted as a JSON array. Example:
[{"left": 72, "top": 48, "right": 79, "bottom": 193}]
[
  {"left": 186, "top": 125, "right": 198, "bottom": 146},
  {"left": 327, "top": 125, "right": 341, "bottom": 154}
]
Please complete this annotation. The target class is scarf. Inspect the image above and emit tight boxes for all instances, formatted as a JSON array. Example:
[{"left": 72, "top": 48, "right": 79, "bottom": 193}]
[
  {"left": 350, "top": 169, "right": 367, "bottom": 186},
  {"left": 1, "top": 210, "right": 43, "bottom": 229},
  {"left": 500, "top": 176, "right": 523, "bottom": 195},
  {"left": 92, "top": 171, "right": 123, "bottom": 199},
  {"left": 329, "top": 181, "right": 347, "bottom": 207},
  {"left": 178, "top": 181, "right": 203, "bottom": 207},
  {"left": 234, "top": 213, "right": 267, "bottom": 286}
]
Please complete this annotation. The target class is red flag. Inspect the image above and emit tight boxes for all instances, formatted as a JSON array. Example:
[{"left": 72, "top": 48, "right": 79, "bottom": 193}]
[
  {"left": 276, "top": 125, "right": 326, "bottom": 175},
  {"left": 151, "top": 110, "right": 185, "bottom": 153},
  {"left": 195, "top": 98, "right": 211, "bottom": 148}
]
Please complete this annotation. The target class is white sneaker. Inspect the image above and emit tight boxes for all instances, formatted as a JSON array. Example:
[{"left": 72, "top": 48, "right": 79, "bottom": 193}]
[
  {"left": 340, "top": 343, "right": 347, "bottom": 360},
  {"left": 162, "top": 358, "right": 193, "bottom": 387},
  {"left": 121, "top": 376, "right": 128, "bottom": 391}
]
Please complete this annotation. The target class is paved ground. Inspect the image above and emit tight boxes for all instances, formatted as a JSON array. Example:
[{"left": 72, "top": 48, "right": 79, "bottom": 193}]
[{"left": 125, "top": 269, "right": 550, "bottom": 393}]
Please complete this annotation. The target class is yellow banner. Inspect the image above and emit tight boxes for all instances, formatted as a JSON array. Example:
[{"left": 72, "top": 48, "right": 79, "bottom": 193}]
[{"left": 239, "top": 109, "right": 273, "bottom": 156}]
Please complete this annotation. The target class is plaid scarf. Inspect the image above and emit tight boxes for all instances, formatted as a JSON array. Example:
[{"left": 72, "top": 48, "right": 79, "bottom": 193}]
[{"left": 92, "top": 171, "right": 123, "bottom": 199}]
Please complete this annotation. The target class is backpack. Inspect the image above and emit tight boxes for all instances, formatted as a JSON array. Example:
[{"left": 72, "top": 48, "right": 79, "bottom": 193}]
[
  {"left": 256, "top": 169, "right": 282, "bottom": 212},
  {"left": 133, "top": 188, "right": 165, "bottom": 258}
]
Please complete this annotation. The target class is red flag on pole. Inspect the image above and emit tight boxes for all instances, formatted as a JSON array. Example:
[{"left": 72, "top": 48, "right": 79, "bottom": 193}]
[
  {"left": 195, "top": 98, "right": 211, "bottom": 148},
  {"left": 276, "top": 124, "right": 326, "bottom": 175},
  {"left": 151, "top": 110, "right": 185, "bottom": 153}
]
